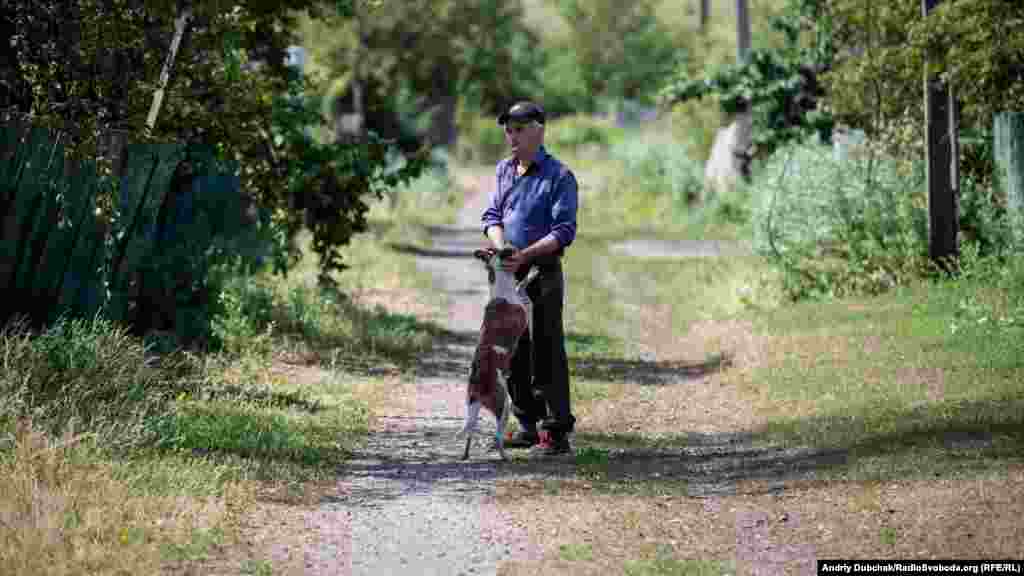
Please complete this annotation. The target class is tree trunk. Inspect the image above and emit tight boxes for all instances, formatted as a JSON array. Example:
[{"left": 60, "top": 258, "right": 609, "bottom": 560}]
[
  {"left": 733, "top": 0, "right": 752, "bottom": 181},
  {"left": 736, "top": 0, "right": 751, "bottom": 59},
  {"left": 427, "top": 63, "right": 458, "bottom": 149},
  {"left": 995, "top": 113, "right": 1024, "bottom": 243},
  {"left": 923, "top": 0, "right": 959, "bottom": 265}
]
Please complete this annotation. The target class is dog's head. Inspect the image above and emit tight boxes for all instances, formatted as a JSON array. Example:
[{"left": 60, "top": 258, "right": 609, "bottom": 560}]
[{"left": 474, "top": 247, "right": 516, "bottom": 285}]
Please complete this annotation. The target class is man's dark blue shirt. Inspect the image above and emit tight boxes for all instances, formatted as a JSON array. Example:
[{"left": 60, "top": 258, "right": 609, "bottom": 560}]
[{"left": 481, "top": 146, "right": 578, "bottom": 252}]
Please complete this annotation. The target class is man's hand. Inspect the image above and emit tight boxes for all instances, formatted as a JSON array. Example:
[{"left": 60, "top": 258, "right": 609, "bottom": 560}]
[{"left": 499, "top": 248, "right": 528, "bottom": 274}]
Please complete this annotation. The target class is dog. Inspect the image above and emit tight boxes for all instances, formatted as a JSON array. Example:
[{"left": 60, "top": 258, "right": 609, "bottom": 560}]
[{"left": 458, "top": 247, "right": 538, "bottom": 460}]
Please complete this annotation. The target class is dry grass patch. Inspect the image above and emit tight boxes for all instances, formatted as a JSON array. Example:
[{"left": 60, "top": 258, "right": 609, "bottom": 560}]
[
  {"left": 732, "top": 465, "right": 1024, "bottom": 560},
  {"left": 496, "top": 479, "right": 734, "bottom": 576},
  {"left": 0, "top": 423, "right": 251, "bottom": 576},
  {"left": 496, "top": 466, "right": 1024, "bottom": 575}
]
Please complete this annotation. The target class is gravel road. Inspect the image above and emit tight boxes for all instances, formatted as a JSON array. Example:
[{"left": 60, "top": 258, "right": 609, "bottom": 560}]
[{"left": 338, "top": 181, "right": 543, "bottom": 576}]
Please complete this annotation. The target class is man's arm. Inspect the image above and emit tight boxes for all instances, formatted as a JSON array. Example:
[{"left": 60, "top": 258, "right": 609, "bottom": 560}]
[
  {"left": 485, "top": 225, "right": 506, "bottom": 250},
  {"left": 481, "top": 162, "right": 508, "bottom": 249},
  {"left": 504, "top": 169, "right": 578, "bottom": 272},
  {"left": 519, "top": 235, "right": 561, "bottom": 262}
]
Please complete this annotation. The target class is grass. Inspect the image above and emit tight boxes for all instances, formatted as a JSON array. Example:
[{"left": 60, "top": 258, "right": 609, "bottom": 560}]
[{"left": 0, "top": 421, "right": 249, "bottom": 575}]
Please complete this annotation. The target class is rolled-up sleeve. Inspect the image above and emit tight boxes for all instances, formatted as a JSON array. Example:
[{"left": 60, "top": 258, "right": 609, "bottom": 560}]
[
  {"left": 548, "top": 170, "right": 578, "bottom": 248},
  {"left": 481, "top": 163, "right": 506, "bottom": 233}
]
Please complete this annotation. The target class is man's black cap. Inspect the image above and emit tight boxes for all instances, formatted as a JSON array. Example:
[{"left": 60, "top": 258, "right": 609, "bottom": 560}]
[{"left": 498, "top": 101, "right": 545, "bottom": 125}]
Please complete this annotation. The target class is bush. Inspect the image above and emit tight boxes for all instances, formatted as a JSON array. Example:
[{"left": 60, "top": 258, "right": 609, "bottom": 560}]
[
  {"left": 545, "top": 115, "right": 625, "bottom": 156},
  {"left": 668, "top": 96, "right": 725, "bottom": 163},
  {"left": 610, "top": 135, "right": 705, "bottom": 211},
  {"left": 455, "top": 110, "right": 507, "bottom": 165},
  {"left": 751, "top": 141, "right": 931, "bottom": 300},
  {"left": 0, "top": 316, "right": 182, "bottom": 446},
  {"left": 959, "top": 172, "right": 1015, "bottom": 258}
]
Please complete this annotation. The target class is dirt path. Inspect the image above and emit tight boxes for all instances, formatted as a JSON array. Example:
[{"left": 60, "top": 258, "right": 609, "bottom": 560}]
[{"left": 337, "top": 170, "right": 544, "bottom": 576}]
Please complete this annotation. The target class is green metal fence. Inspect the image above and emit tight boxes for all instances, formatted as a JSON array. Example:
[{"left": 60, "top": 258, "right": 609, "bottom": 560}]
[{"left": 0, "top": 118, "right": 264, "bottom": 341}]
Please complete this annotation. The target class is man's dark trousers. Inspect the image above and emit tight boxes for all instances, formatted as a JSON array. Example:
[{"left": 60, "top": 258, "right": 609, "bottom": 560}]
[{"left": 508, "top": 260, "right": 575, "bottom": 436}]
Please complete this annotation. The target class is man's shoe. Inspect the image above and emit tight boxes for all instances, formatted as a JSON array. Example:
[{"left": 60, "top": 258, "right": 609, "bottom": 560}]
[
  {"left": 504, "top": 429, "right": 540, "bottom": 448},
  {"left": 530, "top": 430, "right": 572, "bottom": 456}
]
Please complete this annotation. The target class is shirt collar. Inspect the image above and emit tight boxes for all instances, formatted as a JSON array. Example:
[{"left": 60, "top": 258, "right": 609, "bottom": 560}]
[{"left": 513, "top": 146, "right": 548, "bottom": 172}]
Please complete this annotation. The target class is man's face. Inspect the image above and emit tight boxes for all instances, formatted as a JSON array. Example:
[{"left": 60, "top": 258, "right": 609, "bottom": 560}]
[{"left": 504, "top": 120, "right": 543, "bottom": 160}]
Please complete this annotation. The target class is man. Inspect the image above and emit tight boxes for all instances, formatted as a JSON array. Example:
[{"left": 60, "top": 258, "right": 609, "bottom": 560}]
[{"left": 481, "top": 101, "right": 578, "bottom": 456}]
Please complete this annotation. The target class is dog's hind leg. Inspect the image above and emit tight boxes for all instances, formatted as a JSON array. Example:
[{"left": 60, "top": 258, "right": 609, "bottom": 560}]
[{"left": 494, "top": 375, "right": 509, "bottom": 461}]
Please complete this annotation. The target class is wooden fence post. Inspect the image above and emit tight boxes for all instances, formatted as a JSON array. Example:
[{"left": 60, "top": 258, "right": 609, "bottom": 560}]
[{"left": 995, "top": 112, "right": 1024, "bottom": 244}]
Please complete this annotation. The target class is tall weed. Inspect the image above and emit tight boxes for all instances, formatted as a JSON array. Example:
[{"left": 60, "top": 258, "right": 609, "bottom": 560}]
[
  {"left": 609, "top": 135, "right": 705, "bottom": 217},
  {"left": 751, "top": 141, "right": 930, "bottom": 300},
  {"left": 545, "top": 114, "right": 625, "bottom": 157},
  {"left": 0, "top": 317, "right": 181, "bottom": 447}
]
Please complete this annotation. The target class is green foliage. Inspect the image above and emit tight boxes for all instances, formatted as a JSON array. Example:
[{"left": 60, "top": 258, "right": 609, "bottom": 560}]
[
  {"left": 959, "top": 170, "right": 1016, "bottom": 258},
  {"left": 153, "top": 399, "right": 354, "bottom": 467},
  {"left": 667, "top": 97, "right": 725, "bottom": 163},
  {"left": 454, "top": 111, "right": 508, "bottom": 165},
  {"left": 260, "top": 70, "right": 429, "bottom": 284},
  {"left": 821, "top": 1, "right": 926, "bottom": 161},
  {"left": 752, "top": 141, "right": 931, "bottom": 300},
  {"left": 532, "top": 47, "right": 593, "bottom": 118},
  {"left": 0, "top": 316, "right": 181, "bottom": 445},
  {"left": 661, "top": 0, "right": 835, "bottom": 160},
  {"left": 210, "top": 276, "right": 275, "bottom": 358},
  {"left": 610, "top": 136, "right": 705, "bottom": 211},
  {"left": 545, "top": 115, "right": 625, "bottom": 155},
  {"left": 823, "top": 0, "right": 1024, "bottom": 184},
  {"left": 303, "top": 0, "right": 543, "bottom": 145},
  {"left": 553, "top": 0, "right": 681, "bottom": 107},
  {"left": 948, "top": 249, "right": 1024, "bottom": 341}
]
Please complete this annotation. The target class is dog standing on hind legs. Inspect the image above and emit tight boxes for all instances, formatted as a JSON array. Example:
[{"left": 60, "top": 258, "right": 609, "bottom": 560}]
[{"left": 459, "top": 247, "right": 538, "bottom": 461}]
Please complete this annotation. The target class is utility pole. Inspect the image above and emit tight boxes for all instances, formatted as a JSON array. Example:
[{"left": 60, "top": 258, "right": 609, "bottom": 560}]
[
  {"left": 923, "top": 0, "right": 959, "bottom": 266},
  {"left": 734, "top": 0, "right": 752, "bottom": 179},
  {"left": 737, "top": 0, "right": 751, "bottom": 59},
  {"left": 700, "top": 0, "right": 710, "bottom": 34}
]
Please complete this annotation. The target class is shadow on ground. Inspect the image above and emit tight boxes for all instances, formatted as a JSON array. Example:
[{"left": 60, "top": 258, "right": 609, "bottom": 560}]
[
  {"left": 332, "top": 393, "right": 1024, "bottom": 506},
  {"left": 570, "top": 353, "right": 732, "bottom": 385}
]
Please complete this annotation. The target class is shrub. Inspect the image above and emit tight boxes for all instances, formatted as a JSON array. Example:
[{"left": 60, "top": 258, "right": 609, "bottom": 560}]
[
  {"left": 668, "top": 96, "right": 725, "bottom": 163},
  {"left": 455, "top": 110, "right": 507, "bottom": 165},
  {"left": 751, "top": 141, "right": 931, "bottom": 300},
  {"left": 545, "top": 115, "right": 625, "bottom": 156},
  {"left": 610, "top": 135, "right": 705, "bottom": 211},
  {"left": 959, "top": 172, "right": 1015, "bottom": 258},
  {"left": 0, "top": 316, "right": 182, "bottom": 446}
]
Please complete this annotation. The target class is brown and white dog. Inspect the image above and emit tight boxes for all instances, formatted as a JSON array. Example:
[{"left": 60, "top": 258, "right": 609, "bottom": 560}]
[{"left": 459, "top": 247, "right": 538, "bottom": 460}]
